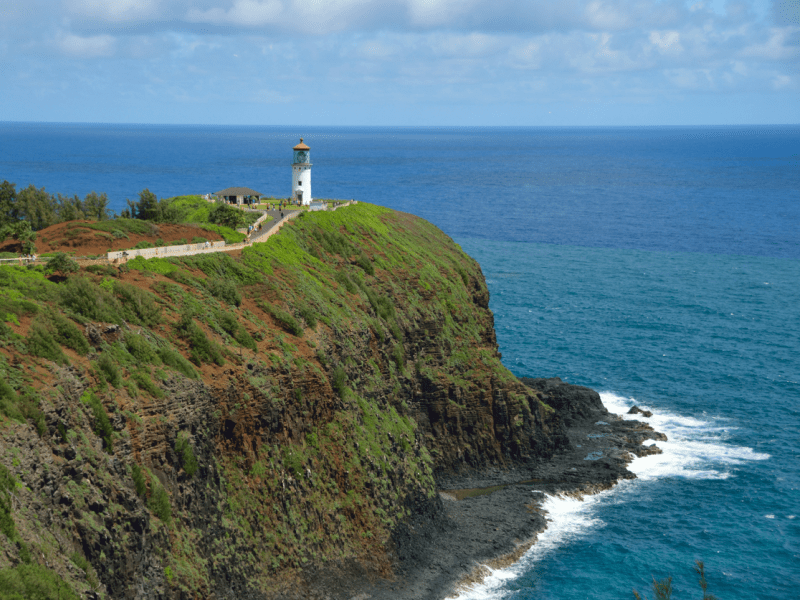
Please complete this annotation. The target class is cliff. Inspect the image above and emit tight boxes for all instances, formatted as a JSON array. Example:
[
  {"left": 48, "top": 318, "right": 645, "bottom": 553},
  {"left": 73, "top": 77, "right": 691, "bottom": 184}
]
[{"left": 0, "top": 204, "right": 571, "bottom": 599}]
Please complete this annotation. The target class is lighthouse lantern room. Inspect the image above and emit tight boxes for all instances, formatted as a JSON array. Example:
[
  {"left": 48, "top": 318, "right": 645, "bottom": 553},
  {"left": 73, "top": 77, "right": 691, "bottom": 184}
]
[{"left": 292, "top": 138, "right": 311, "bottom": 206}]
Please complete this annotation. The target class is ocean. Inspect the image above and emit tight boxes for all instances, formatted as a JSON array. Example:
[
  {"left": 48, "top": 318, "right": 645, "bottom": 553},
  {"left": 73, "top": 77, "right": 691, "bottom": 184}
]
[{"left": 1, "top": 123, "right": 799, "bottom": 599}]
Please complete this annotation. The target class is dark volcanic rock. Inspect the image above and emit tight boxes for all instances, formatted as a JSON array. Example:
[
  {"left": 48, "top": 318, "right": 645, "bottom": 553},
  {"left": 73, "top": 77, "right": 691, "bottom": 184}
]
[
  {"left": 628, "top": 405, "right": 653, "bottom": 418},
  {"left": 521, "top": 377, "right": 606, "bottom": 427},
  {"left": 368, "top": 378, "right": 668, "bottom": 600}
]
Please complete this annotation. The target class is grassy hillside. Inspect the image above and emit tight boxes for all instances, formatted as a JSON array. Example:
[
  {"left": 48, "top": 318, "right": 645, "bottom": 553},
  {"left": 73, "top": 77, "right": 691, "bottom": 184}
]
[{"left": 0, "top": 203, "right": 563, "bottom": 599}]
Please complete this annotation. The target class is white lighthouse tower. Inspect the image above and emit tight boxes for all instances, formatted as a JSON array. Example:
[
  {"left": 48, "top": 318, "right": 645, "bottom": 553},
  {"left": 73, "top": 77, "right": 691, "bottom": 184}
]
[{"left": 291, "top": 138, "right": 311, "bottom": 206}]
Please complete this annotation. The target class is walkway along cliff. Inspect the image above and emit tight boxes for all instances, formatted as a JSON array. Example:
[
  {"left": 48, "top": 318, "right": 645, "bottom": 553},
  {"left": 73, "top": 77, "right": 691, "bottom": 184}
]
[{"left": 0, "top": 203, "right": 663, "bottom": 599}]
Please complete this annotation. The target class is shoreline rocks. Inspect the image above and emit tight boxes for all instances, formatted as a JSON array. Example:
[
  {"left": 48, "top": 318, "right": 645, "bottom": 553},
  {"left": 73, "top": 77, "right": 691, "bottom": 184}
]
[{"left": 362, "top": 377, "right": 667, "bottom": 600}]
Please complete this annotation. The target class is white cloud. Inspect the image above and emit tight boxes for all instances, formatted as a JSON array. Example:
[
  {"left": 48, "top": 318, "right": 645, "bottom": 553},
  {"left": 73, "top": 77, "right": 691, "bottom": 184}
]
[
  {"left": 739, "top": 26, "right": 800, "bottom": 59},
  {"left": 66, "top": 0, "right": 161, "bottom": 22},
  {"left": 186, "top": 0, "right": 283, "bottom": 27},
  {"left": 649, "top": 30, "right": 683, "bottom": 54},
  {"left": 56, "top": 31, "right": 117, "bottom": 57}
]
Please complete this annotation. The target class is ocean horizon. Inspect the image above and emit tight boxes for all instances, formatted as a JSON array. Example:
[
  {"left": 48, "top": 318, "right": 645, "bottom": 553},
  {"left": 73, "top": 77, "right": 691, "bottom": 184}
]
[{"left": 2, "top": 123, "right": 798, "bottom": 598}]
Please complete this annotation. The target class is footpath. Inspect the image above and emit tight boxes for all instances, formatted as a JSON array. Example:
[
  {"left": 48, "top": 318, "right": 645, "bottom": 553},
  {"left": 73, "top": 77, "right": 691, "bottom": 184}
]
[{"left": 0, "top": 201, "right": 355, "bottom": 268}]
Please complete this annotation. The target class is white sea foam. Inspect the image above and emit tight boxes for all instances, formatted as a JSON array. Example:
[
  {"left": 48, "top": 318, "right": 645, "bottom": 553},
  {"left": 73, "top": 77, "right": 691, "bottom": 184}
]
[
  {"left": 451, "top": 391, "right": 771, "bottom": 599},
  {"left": 453, "top": 492, "right": 610, "bottom": 600},
  {"left": 600, "top": 392, "right": 769, "bottom": 481}
]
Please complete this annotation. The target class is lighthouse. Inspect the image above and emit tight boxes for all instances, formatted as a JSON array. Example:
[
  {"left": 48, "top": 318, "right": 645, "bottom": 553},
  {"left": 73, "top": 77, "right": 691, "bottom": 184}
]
[{"left": 292, "top": 138, "right": 311, "bottom": 206}]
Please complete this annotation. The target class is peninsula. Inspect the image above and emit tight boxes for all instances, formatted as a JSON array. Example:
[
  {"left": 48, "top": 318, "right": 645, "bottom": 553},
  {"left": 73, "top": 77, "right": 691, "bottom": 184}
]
[{"left": 0, "top": 202, "right": 664, "bottom": 599}]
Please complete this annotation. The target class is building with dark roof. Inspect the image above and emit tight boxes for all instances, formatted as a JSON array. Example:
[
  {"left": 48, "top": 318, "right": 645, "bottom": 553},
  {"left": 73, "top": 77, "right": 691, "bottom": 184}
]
[{"left": 215, "top": 187, "right": 263, "bottom": 206}]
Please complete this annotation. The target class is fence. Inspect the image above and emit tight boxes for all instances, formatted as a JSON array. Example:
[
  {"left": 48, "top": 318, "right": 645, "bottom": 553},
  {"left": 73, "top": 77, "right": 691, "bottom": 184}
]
[
  {"left": 0, "top": 202, "right": 355, "bottom": 269},
  {"left": 107, "top": 241, "right": 225, "bottom": 261}
]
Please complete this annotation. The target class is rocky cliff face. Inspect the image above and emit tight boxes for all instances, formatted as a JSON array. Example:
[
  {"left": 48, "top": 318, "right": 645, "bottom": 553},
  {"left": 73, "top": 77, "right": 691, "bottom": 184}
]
[{"left": 0, "top": 204, "right": 568, "bottom": 599}]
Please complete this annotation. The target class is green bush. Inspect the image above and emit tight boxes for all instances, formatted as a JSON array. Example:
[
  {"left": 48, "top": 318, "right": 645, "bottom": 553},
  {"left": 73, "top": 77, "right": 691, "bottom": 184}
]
[
  {"left": 126, "top": 256, "right": 177, "bottom": 276},
  {"left": 355, "top": 251, "right": 374, "bottom": 276},
  {"left": 332, "top": 365, "right": 347, "bottom": 399},
  {"left": 45, "top": 253, "right": 79, "bottom": 277},
  {"left": 0, "top": 465, "right": 17, "bottom": 542},
  {"left": 148, "top": 482, "right": 171, "bottom": 524},
  {"left": 131, "top": 370, "right": 164, "bottom": 398},
  {"left": 114, "top": 281, "right": 162, "bottom": 327},
  {"left": 175, "top": 432, "right": 199, "bottom": 478},
  {"left": 0, "top": 563, "right": 80, "bottom": 600},
  {"left": 48, "top": 310, "right": 90, "bottom": 355},
  {"left": 392, "top": 343, "right": 405, "bottom": 370},
  {"left": 259, "top": 301, "right": 303, "bottom": 337},
  {"left": 0, "top": 385, "right": 44, "bottom": 435},
  {"left": 335, "top": 270, "right": 357, "bottom": 294},
  {"left": 175, "top": 310, "right": 224, "bottom": 366},
  {"left": 96, "top": 353, "right": 121, "bottom": 388},
  {"left": 298, "top": 304, "right": 318, "bottom": 328},
  {"left": 131, "top": 464, "right": 147, "bottom": 497},
  {"left": 124, "top": 333, "right": 160, "bottom": 365},
  {"left": 26, "top": 323, "right": 67, "bottom": 364},
  {"left": 59, "top": 276, "right": 120, "bottom": 322},
  {"left": 157, "top": 347, "right": 197, "bottom": 379},
  {"left": 207, "top": 278, "right": 242, "bottom": 307},
  {"left": 217, "top": 312, "right": 257, "bottom": 350},
  {"left": 133, "top": 241, "right": 154, "bottom": 250},
  {"left": 81, "top": 391, "right": 113, "bottom": 452}
]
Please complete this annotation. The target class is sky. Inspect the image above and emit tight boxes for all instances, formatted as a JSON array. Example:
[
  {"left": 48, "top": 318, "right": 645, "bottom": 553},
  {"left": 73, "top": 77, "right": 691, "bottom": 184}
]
[{"left": 0, "top": 0, "right": 798, "bottom": 126}]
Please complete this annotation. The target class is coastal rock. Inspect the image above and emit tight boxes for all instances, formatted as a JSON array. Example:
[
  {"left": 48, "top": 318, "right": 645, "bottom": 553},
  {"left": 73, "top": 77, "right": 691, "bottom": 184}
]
[{"left": 628, "top": 405, "right": 653, "bottom": 417}]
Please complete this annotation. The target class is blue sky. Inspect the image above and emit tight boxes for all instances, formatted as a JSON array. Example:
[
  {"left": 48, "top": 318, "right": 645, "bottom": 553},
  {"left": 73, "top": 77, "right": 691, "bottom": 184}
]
[{"left": 1, "top": 0, "right": 797, "bottom": 125}]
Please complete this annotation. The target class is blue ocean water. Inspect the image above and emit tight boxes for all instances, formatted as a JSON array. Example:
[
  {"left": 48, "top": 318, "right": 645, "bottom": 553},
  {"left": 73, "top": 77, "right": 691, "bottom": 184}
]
[{"left": 2, "top": 123, "right": 799, "bottom": 598}]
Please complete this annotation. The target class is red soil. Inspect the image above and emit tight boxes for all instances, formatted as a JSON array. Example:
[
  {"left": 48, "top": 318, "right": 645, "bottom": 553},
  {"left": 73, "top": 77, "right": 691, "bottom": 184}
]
[{"left": 0, "top": 220, "right": 224, "bottom": 257}]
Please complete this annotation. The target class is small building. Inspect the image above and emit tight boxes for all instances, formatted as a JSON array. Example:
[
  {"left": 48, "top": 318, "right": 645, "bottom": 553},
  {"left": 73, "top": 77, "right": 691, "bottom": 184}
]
[
  {"left": 215, "top": 187, "right": 263, "bottom": 206},
  {"left": 292, "top": 139, "right": 312, "bottom": 206}
]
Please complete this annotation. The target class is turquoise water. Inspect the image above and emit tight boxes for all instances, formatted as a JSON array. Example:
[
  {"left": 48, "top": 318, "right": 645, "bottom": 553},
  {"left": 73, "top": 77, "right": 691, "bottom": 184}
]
[
  {"left": 2, "top": 123, "right": 798, "bottom": 598},
  {"left": 455, "top": 240, "right": 799, "bottom": 599}
]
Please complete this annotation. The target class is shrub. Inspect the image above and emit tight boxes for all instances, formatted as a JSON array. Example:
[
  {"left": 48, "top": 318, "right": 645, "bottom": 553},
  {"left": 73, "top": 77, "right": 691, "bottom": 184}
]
[
  {"left": 259, "top": 301, "right": 303, "bottom": 337},
  {"left": 392, "top": 343, "right": 405, "bottom": 370},
  {"left": 124, "top": 333, "right": 160, "bottom": 365},
  {"left": 0, "top": 464, "right": 18, "bottom": 541},
  {"left": 207, "top": 278, "right": 242, "bottom": 307},
  {"left": 335, "top": 270, "right": 357, "bottom": 294},
  {"left": 331, "top": 365, "right": 347, "bottom": 399},
  {"left": 45, "top": 253, "right": 79, "bottom": 278},
  {"left": 0, "top": 563, "right": 80, "bottom": 600},
  {"left": 217, "top": 312, "right": 257, "bottom": 350},
  {"left": 131, "top": 464, "right": 147, "bottom": 497},
  {"left": 297, "top": 304, "right": 318, "bottom": 329},
  {"left": 48, "top": 310, "right": 90, "bottom": 354},
  {"left": 148, "top": 482, "right": 171, "bottom": 524},
  {"left": 355, "top": 251, "right": 374, "bottom": 276},
  {"left": 26, "top": 323, "right": 67, "bottom": 364},
  {"left": 157, "top": 347, "right": 197, "bottom": 379},
  {"left": 126, "top": 256, "right": 177, "bottom": 276},
  {"left": 59, "top": 276, "right": 120, "bottom": 322},
  {"left": 131, "top": 370, "right": 164, "bottom": 398},
  {"left": 96, "top": 353, "right": 121, "bottom": 388},
  {"left": 175, "top": 310, "right": 224, "bottom": 366},
  {"left": 81, "top": 391, "right": 113, "bottom": 452},
  {"left": 114, "top": 281, "right": 162, "bottom": 327},
  {"left": 175, "top": 432, "right": 199, "bottom": 478}
]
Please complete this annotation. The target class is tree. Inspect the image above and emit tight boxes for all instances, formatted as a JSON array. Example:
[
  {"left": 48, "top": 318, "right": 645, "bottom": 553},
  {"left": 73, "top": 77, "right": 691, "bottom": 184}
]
[
  {"left": 134, "top": 188, "right": 161, "bottom": 221},
  {"left": 0, "top": 221, "right": 37, "bottom": 254},
  {"left": 46, "top": 253, "right": 80, "bottom": 278},
  {"left": 83, "top": 191, "right": 110, "bottom": 221},
  {"left": 0, "top": 180, "right": 16, "bottom": 227},
  {"left": 14, "top": 184, "right": 56, "bottom": 231},
  {"left": 208, "top": 202, "right": 245, "bottom": 229}
]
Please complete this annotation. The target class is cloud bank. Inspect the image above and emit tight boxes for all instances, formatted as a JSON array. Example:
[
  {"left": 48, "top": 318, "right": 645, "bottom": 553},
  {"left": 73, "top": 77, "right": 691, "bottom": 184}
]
[{"left": 1, "top": 0, "right": 797, "bottom": 124}]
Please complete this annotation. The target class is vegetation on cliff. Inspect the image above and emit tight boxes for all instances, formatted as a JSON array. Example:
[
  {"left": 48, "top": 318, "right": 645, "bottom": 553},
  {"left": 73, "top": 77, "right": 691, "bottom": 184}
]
[{"left": 0, "top": 202, "right": 566, "bottom": 599}]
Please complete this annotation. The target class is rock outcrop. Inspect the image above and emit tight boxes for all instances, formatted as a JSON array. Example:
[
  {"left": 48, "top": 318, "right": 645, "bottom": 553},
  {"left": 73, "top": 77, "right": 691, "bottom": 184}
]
[{"left": 0, "top": 204, "right": 574, "bottom": 599}]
